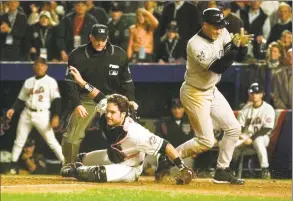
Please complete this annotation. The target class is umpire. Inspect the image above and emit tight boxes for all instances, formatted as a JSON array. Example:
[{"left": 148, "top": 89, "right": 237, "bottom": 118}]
[{"left": 61, "top": 23, "right": 137, "bottom": 176}]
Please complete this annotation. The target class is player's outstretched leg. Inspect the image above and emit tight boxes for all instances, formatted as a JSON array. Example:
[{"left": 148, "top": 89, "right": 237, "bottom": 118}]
[{"left": 213, "top": 168, "right": 245, "bottom": 185}]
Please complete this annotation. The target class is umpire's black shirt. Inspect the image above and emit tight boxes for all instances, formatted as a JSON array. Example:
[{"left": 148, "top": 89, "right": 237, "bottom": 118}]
[{"left": 65, "top": 42, "right": 135, "bottom": 109}]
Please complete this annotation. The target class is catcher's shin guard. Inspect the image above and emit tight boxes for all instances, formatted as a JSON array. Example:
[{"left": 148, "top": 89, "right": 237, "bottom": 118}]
[{"left": 76, "top": 165, "right": 107, "bottom": 182}]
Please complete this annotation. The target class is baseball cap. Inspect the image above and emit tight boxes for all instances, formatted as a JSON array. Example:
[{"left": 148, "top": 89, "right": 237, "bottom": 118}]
[
  {"left": 167, "top": 21, "right": 178, "bottom": 33},
  {"left": 217, "top": 2, "right": 231, "bottom": 10},
  {"left": 110, "top": 2, "right": 122, "bottom": 12},
  {"left": 24, "top": 138, "right": 35, "bottom": 147},
  {"left": 34, "top": 57, "right": 47, "bottom": 65},
  {"left": 202, "top": 8, "right": 229, "bottom": 28},
  {"left": 248, "top": 83, "right": 264, "bottom": 94},
  {"left": 171, "top": 98, "right": 183, "bottom": 108},
  {"left": 91, "top": 24, "right": 109, "bottom": 40}
]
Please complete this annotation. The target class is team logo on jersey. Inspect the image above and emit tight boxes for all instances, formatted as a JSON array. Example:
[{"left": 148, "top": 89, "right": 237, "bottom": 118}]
[
  {"left": 109, "top": 64, "right": 119, "bottom": 69},
  {"left": 148, "top": 136, "right": 157, "bottom": 145},
  {"left": 109, "top": 70, "right": 118, "bottom": 75},
  {"left": 109, "top": 64, "right": 119, "bottom": 76},
  {"left": 27, "top": 86, "right": 44, "bottom": 96},
  {"left": 182, "top": 123, "right": 191, "bottom": 135},
  {"left": 266, "top": 117, "right": 272, "bottom": 123},
  {"left": 98, "top": 28, "right": 105, "bottom": 33},
  {"left": 197, "top": 51, "right": 205, "bottom": 62}
]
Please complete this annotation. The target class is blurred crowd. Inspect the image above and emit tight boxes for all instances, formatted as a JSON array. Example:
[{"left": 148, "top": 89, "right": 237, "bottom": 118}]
[{"left": 0, "top": 1, "right": 291, "bottom": 64}]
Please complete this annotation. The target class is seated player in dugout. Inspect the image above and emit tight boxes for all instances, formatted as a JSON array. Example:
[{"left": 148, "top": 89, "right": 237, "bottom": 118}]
[
  {"left": 232, "top": 83, "right": 275, "bottom": 179},
  {"left": 61, "top": 66, "right": 195, "bottom": 184},
  {"left": 17, "top": 138, "right": 47, "bottom": 175}
]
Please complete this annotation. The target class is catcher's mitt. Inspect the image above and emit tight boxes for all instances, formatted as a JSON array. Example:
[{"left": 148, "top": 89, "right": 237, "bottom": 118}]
[{"left": 176, "top": 167, "right": 195, "bottom": 185}]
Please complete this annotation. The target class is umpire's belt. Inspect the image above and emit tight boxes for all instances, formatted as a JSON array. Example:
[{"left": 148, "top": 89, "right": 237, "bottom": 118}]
[{"left": 26, "top": 107, "right": 46, "bottom": 112}]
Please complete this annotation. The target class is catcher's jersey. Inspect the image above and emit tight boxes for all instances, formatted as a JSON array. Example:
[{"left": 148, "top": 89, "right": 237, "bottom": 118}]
[
  {"left": 117, "top": 117, "right": 164, "bottom": 167},
  {"left": 18, "top": 75, "right": 61, "bottom": 110},
  {"left": 238, "top": 101, "right": 275, "bottom": 136},
  {"left": 185, "top": 28, "right": 231, "bottom": 90}
]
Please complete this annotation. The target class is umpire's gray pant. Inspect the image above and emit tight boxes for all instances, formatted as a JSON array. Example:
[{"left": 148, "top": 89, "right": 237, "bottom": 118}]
[{"left": 62, "top": 97, "right": 98, "bottom": 166}]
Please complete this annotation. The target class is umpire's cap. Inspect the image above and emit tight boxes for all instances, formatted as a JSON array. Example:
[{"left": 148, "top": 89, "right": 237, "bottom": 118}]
[
  {"left": 202, "top": 8, "right": 229, "bottom": 28},
  {"left": 91, "top": 24, "right": 109, "bottom": 40},
  {"left": 248, "top": 83, "right": 264, "bottom": 94}
]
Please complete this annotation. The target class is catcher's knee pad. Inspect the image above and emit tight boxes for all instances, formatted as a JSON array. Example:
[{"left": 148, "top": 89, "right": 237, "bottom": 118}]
[
  {"left": 76, "top": 165, "right": 107, "bottom": 183},
  {"left": 76, "top": 152, "right": 86, "bottom": 163}
]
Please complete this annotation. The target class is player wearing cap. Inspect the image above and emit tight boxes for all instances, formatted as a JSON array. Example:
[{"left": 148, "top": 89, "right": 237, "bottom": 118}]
[
  {"left": 61, "top": 23, "right": 137, "bottom": 177},
  {"left": 6, "top": 57, "right": 64, "bottom": 174},
  {"left": 18, "top": 138, "right": 47, "bottom": 174},
  {"left": 156, "top": 8, "right": 253, "bottom": 185},
  {"left": 233, "top": 83, "right": 275, "bottom": 179}
]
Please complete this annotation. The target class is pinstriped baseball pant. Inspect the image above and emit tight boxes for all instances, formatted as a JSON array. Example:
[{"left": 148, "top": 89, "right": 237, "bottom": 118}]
[{"left": 176, "top": 82, "right": 241, "bottom": 168}]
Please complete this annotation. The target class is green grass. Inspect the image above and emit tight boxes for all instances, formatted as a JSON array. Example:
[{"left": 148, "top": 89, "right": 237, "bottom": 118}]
[{"left": 2, "top": 188, "right": 291, "bottom": 201}]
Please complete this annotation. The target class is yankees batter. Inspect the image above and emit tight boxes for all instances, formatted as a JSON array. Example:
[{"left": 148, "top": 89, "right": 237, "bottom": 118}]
[
  {"left": 6, "top": 58, "right": 64, "bottom": 169},
  {"left": 62, "top": 67, "right": 194, "bottom": 184},
  {"left": 233, "top": 83, "right": 275, "bottom": 179},
  {"left": 156, "top": 8, "right": 252, "bottom": 184}
]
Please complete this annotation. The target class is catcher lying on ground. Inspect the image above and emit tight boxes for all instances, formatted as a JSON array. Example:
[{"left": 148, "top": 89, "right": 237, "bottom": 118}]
[{"left": 62, "top": 66, "right": 195, "bottom": 184}]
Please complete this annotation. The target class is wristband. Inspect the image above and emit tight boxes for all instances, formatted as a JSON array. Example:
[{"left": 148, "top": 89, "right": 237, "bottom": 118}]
[
  {"left": 84, "top": 83, "right": 94, "bottom": 93},
  {"left": 174, "top": 157, "right": 185, "bottom": 171}
]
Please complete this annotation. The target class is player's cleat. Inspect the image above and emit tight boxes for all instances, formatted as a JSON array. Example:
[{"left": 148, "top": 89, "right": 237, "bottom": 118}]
[
  {"left": 261, "top": 168, "right": 271, "bottom": 179},
  {"left": 60, "top": 163, "right": 77, "bottom": 177},
  {"left": 176, "top": 167, "right": 195, "bottom": 185},
  {"left": 155, "top": 155, "right": 173, "bottom": 182},
  {"left": 212, "top": 168, "right": 245, "bottom": 185}
]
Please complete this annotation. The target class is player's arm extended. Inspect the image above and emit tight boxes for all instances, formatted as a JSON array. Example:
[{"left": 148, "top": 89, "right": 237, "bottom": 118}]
[{"left": 69, "top": 66, "right": 106, "bottom": 104}]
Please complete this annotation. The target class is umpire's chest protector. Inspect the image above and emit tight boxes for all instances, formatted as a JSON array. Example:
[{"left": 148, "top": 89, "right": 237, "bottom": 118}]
[{"left": 70, "top": 43, "right": 128, "bottom": 93}]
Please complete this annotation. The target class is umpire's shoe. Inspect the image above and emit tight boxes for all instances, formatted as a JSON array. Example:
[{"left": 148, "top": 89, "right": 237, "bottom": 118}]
[
  {"left": 212, "top": 168, "right": 245, "bottom": 185},
  {"left": 155, "top": 155, "right": 173, "bottom": 182}
]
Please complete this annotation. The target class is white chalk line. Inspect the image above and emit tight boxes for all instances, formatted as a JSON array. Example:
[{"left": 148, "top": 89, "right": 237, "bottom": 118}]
[{"left": 1, "top": 183, "right": 96, "bottom": 189}]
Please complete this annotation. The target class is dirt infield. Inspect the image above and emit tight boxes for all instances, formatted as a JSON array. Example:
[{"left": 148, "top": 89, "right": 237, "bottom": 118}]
[{"left": 1, "top": 175, "right": 292, "bottom": 199}]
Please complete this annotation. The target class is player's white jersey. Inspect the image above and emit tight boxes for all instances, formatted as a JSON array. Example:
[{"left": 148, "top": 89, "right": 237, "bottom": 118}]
[
  {"left": 238, "top": 101, "right": 275, "bottom": 136},
  {"left": 18, "top": 75, "right": 61, "bottom": 110},
  {"left": 116, "top": 117, "right": 164, "bottom": 167},
  {"left": 185, "top": 28, "right": 231, "bottom": 90}
]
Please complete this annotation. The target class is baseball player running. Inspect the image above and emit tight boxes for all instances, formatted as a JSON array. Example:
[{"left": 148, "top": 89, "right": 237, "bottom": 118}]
[
  {"left": 61, "top": 67, "right": 194, "bottom": 184},
  {"left": 233, "top": 83, "right": 275, "bottom": 179},
  {"left": 156, "top": 8, "right": 253, "bottom": 185},
  {"left": 6, "top": 58, "right": 64, "bottom": 171}
]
